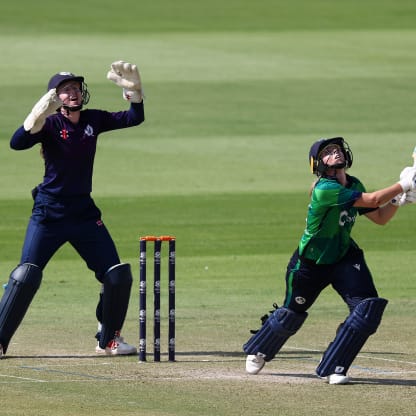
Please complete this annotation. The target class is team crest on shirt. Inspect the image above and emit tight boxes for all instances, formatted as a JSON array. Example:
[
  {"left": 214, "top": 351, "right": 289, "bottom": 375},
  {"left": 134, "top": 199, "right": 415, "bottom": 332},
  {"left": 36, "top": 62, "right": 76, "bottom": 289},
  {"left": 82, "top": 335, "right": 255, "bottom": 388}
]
[
  {"left": 84, "top": 124, "right": 94, "bottom": 137},
  {"left": 60, "top": 129, "right": 69, "bottom": 140}
]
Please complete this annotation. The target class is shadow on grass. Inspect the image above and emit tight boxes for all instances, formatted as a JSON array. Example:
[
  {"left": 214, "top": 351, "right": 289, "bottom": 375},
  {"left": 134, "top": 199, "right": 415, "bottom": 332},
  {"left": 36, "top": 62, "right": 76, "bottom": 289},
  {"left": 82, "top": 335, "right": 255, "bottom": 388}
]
[
  {"left": 1, "top": 349, "right": 316, "bottom": 362},
  {"left": 268, "top": 372, "right": 416, "bottom": 386},
  {"left": 350, "top": 378, "right": 416, "bottom": 386},
  {"left": 2, "top": 354, "right": 130, "bottom": 359},
  {"left": 176, "top": 350, "right": 320, "bottom": 357},
  {"left": 2, "top": 350, "right": 415, "bottom": 387}
]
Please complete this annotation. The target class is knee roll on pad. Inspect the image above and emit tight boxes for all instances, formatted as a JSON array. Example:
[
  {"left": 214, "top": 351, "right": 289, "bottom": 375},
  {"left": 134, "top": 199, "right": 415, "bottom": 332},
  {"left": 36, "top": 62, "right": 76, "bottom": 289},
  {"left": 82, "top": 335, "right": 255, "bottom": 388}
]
[
  {"left": 243, "top": 307, "right": 308, "bottom": 361},
  {"left": 9, "top": 263, "right": 42, "bottom": 287},
  {"left": 316, "top": 297, "right": 388, "bottom": 377},
  {"left": 345, "top": 296, "right": 388, "bottom": 334},
  {"left": 99, "top": 263, "right": 133, "bottom": 349},
  {"left": 0, "top": 263, "right": 42, "bottom": 353},
  {"left": 104, "top": 263, "right": 133, "bottom": 287}
]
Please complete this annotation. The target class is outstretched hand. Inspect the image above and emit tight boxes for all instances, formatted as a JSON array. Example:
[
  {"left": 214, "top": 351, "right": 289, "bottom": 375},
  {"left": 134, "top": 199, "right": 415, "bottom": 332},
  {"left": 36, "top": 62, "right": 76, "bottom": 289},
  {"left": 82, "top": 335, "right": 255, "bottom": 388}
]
[
  {"left": 23, "top": 89, "right": 63, "bottom": 134},
  {"left": 398, "top": 166, "right": 416, "bottom": 192},
  {"left": 107, "top": 60, "right": 143, "bottom": 103},
  {"left": 405, "top": 189, "right": 416, "bottom": 204}
]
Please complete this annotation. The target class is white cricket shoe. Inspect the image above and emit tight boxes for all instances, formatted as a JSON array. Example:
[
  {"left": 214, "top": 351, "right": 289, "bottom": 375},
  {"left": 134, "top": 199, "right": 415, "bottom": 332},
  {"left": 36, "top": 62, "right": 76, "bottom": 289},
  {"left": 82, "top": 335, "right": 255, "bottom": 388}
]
[
  {"left": 0, "top": 344, "right": 4, "bottom": 359},
  {"left": 246, "top": 353, "right": 266, "bottom": 374},
  {"left": 327, "top": 373, "right": 350, "bottom": 385},
  {"left": 96, "top": 332, "right": 137, "bottom": 356}
]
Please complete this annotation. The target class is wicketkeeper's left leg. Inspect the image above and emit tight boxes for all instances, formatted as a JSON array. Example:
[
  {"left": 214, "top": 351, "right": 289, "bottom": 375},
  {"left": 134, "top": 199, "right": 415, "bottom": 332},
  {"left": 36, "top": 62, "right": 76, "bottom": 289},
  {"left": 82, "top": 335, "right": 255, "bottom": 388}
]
[{"left": 98, "top": 263, "right": 132, "bottom": 349}]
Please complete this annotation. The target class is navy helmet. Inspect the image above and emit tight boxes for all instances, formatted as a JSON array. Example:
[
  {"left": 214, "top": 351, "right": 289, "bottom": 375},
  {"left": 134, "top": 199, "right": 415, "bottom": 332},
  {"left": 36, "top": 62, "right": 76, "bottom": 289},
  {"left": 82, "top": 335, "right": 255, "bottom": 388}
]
[
  {"left": 47, "top": 72, "right": 90, "bottom": 109},
  {"left": 309, "top": 137, "right": 353, "bottom": 176}
]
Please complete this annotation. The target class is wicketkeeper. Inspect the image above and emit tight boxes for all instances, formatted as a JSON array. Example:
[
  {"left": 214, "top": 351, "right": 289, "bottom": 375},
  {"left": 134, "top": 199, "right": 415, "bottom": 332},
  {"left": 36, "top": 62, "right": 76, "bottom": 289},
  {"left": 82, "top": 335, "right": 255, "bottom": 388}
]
[
  {"left": 243, "top": 137, "right": 416, "bottom": 384},
  {"left": 0, "top": 61, "right": 144, "bottom": 357}
]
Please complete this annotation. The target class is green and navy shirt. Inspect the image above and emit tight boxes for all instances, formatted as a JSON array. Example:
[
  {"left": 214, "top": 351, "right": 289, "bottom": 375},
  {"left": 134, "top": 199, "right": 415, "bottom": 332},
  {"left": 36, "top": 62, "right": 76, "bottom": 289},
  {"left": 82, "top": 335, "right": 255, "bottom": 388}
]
[{"left": 298, "top": 175, "right": 371, "bottom": 265}]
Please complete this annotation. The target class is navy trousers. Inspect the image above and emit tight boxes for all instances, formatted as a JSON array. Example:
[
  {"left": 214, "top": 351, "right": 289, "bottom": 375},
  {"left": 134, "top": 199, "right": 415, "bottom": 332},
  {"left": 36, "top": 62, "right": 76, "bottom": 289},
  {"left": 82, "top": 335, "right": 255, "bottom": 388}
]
[
  {"left": 283, "top": 245, "right": 378, "bottom": 313},
  {"left": 20, "top": 190, "right": 120, "bottom": 282}
]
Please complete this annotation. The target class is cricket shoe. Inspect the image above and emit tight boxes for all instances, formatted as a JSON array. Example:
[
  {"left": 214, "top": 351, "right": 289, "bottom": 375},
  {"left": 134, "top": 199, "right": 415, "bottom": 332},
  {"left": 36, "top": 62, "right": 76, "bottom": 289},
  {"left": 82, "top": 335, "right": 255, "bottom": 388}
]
[
  {"left": 96, "top": 332, "right": 137, "bottom": 356},
  {"left": 0, "top": 344, "right": 4, "bottom": 359},
  {"left": 245, "top": 353, "right": 266, "bottom": 374},
  {"left": 326, "top": 373, "right": 350, "bottom": 385},
  {"left": 317, "top": 373, "right": 350, "bottom": 385}
]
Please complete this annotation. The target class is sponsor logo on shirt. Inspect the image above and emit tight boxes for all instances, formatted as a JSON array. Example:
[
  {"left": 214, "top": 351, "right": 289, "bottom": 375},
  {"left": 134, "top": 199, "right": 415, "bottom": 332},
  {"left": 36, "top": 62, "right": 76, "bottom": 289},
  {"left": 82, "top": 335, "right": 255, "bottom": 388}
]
[
  {"left": 60, "top": 129, "right": 69, "bottom": 140},
  {"left": 338, "top": 210, "right": 356, "bottom": 227}
]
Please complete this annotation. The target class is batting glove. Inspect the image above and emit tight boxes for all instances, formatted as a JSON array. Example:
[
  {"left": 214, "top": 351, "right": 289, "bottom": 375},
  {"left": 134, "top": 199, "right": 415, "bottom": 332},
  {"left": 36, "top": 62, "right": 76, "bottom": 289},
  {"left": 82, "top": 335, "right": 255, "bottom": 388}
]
[
  {"left": 107, "top": 60, "right": 143, "bottom": 103},
  {"left": 405, "top": 189, "right": 416, "bottom": 204},
  {"left": 23, "top": 89, "right": 62, "bottom": 133},
  {"left": 398, "top": 167, "right": 416, "bottom": 192}
]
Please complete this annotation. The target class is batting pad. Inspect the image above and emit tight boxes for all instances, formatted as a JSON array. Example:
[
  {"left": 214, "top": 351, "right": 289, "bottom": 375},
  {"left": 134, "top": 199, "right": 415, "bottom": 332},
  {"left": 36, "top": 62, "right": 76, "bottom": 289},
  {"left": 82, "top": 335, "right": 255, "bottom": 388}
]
[
  {"left": 243, "top": 307, "right": 308, "bottom": 361},
  {"left": 316, "top": 297, "right": 388, "bottom": 377}
]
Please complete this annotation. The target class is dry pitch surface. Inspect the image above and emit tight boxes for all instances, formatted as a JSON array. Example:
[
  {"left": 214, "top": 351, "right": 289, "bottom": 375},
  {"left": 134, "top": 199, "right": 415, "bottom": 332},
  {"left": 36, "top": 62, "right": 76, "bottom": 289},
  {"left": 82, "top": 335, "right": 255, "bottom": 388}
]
[{"left": 2, "top": 347, "right": 415, "bottom": 386}]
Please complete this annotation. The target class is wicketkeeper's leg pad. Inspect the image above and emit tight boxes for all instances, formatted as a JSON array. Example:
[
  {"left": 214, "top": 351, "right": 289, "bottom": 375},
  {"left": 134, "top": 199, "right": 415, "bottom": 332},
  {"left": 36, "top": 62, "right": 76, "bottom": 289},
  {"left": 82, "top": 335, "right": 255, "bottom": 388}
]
[
  {"left": 243, "top": 307, "right": 308, "bottom": 362},
  {"left": 95, "top": 284, "right": 104, "bottom": 324},
  {"left": 316, "top": 297, "right": 388, "bottom": 377},
  {"left": 99, "top": 263, "right": 132, "bottom": 349},
  {"left": 0, "top": 263, "right": 42, "bottom": 353}
]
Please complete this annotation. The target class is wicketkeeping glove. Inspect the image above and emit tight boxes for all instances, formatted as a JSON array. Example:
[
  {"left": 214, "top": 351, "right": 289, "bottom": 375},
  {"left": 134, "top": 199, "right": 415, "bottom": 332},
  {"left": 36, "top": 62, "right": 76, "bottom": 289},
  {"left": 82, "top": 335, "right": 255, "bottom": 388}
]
[
  {"left": 23, "top": 89, "right": 63, "bottom": 133},
  {"left": 106, "top": 60, "right": 143, "bottom": 103}
]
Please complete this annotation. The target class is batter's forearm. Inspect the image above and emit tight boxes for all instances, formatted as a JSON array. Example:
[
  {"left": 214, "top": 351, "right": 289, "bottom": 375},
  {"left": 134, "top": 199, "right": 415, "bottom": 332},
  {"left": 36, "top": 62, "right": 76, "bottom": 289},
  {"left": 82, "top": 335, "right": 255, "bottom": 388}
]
[{"left": 354, "top": 183, "right": 402, "bottom": 208}]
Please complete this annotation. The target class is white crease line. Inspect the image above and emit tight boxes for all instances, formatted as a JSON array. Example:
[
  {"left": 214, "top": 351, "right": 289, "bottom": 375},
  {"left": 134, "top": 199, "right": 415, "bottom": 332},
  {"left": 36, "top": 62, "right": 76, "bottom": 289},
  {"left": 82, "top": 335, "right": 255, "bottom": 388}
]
[
  {"left": 0, "top": 378, "right": 140, "bottom": 384},
  {"left": 0, "top": 373, "right": 46, "bottom": 382},
  {"left": 288, "top": 346, "right": 416, "bottom": 365},
  {"left": 357, "top": 354, "right": 416, "bottom": 366}
]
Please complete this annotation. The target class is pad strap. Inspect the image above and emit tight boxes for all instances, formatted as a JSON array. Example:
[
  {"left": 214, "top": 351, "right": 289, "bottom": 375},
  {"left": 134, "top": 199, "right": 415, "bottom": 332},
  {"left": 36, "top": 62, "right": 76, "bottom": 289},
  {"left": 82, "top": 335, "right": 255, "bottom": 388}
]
[{"left": 243, "top": 307, "right": 308, "bottom": 361}]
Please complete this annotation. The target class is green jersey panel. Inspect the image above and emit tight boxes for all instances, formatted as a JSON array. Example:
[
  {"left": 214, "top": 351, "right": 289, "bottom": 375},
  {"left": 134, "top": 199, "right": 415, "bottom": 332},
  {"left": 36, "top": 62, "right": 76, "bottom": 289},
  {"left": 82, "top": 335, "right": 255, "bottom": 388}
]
[{"left": 299, "top": 175, "right": 366, "bottom": 264}]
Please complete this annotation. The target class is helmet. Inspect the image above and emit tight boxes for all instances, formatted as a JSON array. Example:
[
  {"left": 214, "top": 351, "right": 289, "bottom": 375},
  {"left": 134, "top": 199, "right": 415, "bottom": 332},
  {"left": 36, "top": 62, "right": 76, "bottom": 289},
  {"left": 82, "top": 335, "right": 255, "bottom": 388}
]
[
  {"left": 47, "top": 72, "right": 90, "bottom": 110},
  {"left": 309, "top": 137, "right": 353, "bottom": 175}
]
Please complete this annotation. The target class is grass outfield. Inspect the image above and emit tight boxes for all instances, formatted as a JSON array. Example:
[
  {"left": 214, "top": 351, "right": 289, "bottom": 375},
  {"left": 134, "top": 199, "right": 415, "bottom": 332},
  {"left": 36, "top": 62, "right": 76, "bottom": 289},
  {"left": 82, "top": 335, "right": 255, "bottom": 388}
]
[{"left": 1, "top": 1, "right": 416, "bottom": 415}]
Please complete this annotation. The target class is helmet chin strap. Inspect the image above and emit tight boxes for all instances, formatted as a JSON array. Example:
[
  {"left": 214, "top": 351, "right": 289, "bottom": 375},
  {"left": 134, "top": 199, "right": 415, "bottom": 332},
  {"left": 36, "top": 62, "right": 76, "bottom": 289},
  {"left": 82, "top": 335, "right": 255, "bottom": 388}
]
[
  {"left": 330, "top": 161, "right": 346, "bottom": 170},
  {"left": 62, "top": 104, "right": 83, "bottom": 112},
  {"left": 320, "top": 160, "right": 346, "bottom": 176}
]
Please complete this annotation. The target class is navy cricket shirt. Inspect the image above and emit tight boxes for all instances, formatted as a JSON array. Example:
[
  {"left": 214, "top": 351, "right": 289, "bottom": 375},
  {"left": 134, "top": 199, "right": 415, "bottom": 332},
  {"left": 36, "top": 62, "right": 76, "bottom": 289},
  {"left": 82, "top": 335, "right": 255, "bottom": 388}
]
[{"left": 10, "top": 102, "right": 144, "bottom": 197}]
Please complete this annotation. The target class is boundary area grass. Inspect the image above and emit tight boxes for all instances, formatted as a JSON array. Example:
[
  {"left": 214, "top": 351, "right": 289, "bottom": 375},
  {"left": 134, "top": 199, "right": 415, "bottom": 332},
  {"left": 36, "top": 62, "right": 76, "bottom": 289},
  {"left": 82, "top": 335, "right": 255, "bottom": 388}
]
[{"left": 1, "top": 1, "right": 416, "bottom": 415}]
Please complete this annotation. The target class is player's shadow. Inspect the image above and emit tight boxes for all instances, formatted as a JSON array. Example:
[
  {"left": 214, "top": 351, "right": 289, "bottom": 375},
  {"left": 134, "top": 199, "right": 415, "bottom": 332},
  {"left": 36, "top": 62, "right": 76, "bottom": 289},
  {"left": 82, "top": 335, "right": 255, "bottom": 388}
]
[
  {"left": 3, "top": 354, "right": 117, "bottom": 359},
  {"left": 348, "top": 377, "right": 416, "bottom": 386},
  {"left": 268, "top": 372, "right": 416, "bottom": 386},
  {"left": 4, "top": 352, "right": 415, "bottom": 387},
  {"left": 5, "top": 349, "right": 312, "bottom": 361},
  {"left": 175, "top": 350, "right": 316, "bottom": 358}
]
